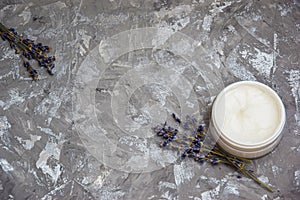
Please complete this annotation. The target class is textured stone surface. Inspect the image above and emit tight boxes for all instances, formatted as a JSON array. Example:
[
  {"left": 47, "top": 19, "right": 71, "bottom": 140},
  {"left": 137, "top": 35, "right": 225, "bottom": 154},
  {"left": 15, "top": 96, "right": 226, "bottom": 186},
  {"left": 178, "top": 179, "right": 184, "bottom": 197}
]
[{"left": 0, "top": 0, "right": 299, "bottom": 199}]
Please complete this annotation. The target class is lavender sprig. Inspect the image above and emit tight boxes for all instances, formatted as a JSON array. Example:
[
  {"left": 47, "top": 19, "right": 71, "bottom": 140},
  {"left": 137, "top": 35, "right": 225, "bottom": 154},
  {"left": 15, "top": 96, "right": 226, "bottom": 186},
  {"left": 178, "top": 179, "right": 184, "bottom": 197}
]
[
  {"left": 0, "top": 22, "right": 55, "bottom": 80},
  {"left": 153, "top": 113, "right": 274, "bottom": 192}
]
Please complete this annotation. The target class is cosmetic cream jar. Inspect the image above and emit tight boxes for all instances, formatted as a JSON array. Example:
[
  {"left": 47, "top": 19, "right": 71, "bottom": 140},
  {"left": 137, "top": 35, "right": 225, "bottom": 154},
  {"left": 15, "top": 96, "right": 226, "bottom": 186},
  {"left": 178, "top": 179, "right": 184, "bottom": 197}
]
[{"left": 210, "top": 81, "right": 286, "bottom": 158}]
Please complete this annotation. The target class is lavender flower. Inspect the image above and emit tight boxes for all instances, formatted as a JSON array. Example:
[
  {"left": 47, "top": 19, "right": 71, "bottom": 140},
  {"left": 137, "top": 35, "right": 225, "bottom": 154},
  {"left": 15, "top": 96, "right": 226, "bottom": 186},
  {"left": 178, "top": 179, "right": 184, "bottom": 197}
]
[
  {"left": 153, "top": 113, "right": 274, "bottom": 192},
  {"left": 0, "top": 22, "right": 55, "bottom": 80}
]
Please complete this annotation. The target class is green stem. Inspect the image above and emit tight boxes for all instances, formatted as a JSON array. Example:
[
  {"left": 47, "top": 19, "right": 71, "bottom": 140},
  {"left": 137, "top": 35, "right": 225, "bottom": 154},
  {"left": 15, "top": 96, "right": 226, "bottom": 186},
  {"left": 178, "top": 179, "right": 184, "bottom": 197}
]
[{"left": 224, "top": 155, "right": 273, "bottom": 192}]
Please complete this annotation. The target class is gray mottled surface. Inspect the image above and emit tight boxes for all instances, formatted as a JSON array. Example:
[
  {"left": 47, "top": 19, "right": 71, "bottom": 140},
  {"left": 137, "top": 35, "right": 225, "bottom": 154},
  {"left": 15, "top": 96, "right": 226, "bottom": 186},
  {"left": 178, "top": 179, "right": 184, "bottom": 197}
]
[{"left": 0, "top": 0, "right": 300, "bottom": 199}]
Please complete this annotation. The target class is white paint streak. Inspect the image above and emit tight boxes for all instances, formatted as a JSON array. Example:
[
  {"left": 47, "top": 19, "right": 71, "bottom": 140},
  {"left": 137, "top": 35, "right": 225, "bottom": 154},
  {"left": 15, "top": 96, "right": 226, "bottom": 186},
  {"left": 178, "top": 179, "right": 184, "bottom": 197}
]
[
  {"left": 54, "top": 1, "right": 67, "bottom": 9},
  {"left": 272, "top": 165, "right": 282, "bottom": 177},
  {"left": 249, "top": 48, "right": 273, "bottom": 78},
  {"left": 1, "top": 89, "right": 25, "bottom": 110},
  {"left": 200, "top": 184, "right": 220, "bottom": 200},
  {"left": 272, "top": 32, "right": 278, "bottom": 75},
  {"left": 200, "top": 177, "right": 240, "bottom": 199},
  {"left": 152, "top": 28, "right": 173, "bottom": 47},
  {"left": 119, "top": 136, "right": 148, "bottom": 153},
  {"left": 287, "top": 70, "right": 300, "bottom": 128},
  {"left": 15, "top": 134, "right": 41, "bottom": 150},
  {"left": 41, "top": 181, "right": 70, "bottom": 200},
  {"left": 34, "top": 88, "right": 68, "bottom": 125},
  {"left": 36, "top": 142, "right": 63, "bottom": 184},
  {"left": 0, "top": 5, "right": 16, "bottom": 19},
  {"left": 161, "top": 191, "right": 173, "bottom": 200},
  {"left": 99, "top": 185, "right": 126, "bottom": 200},
  {"left": 157, "top": 16, "right": 190, "bottom": 32},
  {"left": 202, "top": 15, "right": 212, "bottom": 32},
  {"left": 201, "top": 1, "right": 233, "bottom": 33},
  {"left": 227, "top": 25, "right": 237, "bottom": 34},
  {"left": 278, "top": 4, "right": 292, "bottom": 16},
  {"left": 226, "top": 48, "right": 257, "bottom": 81},
  {"left": 158, "top": 181, "right": 177, "bottom": 191},
  {"left": 155, "top": 5, "right": 192, "bottom": 19},
  {"left": 36, "top": 132, "right": 65, "bottom": 184},
  {"left": 96, "top": 13, "right": 129, "bottom": 28},
  {"left": 290, "top": 146, "right": 300, "bottom": 152},
  {"left": 18, "top": 7, "right": 32, "bottom": 24},
  {"left": 261, "top": 194, "right": 268, "bottom": 200},
  {"left": 88, "top": 170, "right": 112, "bottom": 191},
  {"left": 235, "top": 12, "right": 271, "bottom": 47},
  {"left": 0, "top": 116, "right": 11, "bottom": 137},
  {"left": 295, "top": 169, "right": 300, "bottom": 186},
  {"left": 223, "top": 181, "right": 239, "bottom": 196},
  {"left": 209, "top": 1, "right": 233, "bottom": 14},
  {"left": 258, "top": 175, "right": 269, "bottom": 184},
  {"left": 150, "top": 84, "right": 171, "bottom": 106},
  {"left": 0, "top": 159, "right": 14, "bottom": 172},
  {"left": 149, "top": 143, "right": 177, "bottom": 168},
  {"left": 147, "top": 195, "right": 158, "bottom": 199},
  {"left": 92, "top": 173, "right": 110, "bottom": 188},
  {"left": 155, "top": 5, "right": 192, "bottom": 32},
  {"left": 37, "top": 126, "right": 57, "bottom": 137},
  {"left": 77, "top": 29, "right": 92, "bottom": 56},
  {"left": 174, "top": 162, "right": 194, "bottom": 186},
  {"left": 0, "top": 72, "right": 14, "bottom": 82}
]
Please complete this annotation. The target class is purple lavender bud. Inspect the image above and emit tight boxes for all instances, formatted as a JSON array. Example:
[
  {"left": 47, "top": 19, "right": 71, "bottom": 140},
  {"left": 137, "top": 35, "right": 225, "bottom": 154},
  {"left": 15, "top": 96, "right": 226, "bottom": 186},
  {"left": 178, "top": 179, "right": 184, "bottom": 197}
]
[
  {"left": 197, "top": 125, "right": 204, "bottom": 132},
  {"left": 170, "top": 135, "right": 175, "bottom": 140},
  {"left": 162, "top": 134, "right": 169, "bottom": 139},
  {"left": 195, "top": 156, "right": 204, "bottom": 163},
  {"left": 2, "top": 33, "right": 9, "bottom": 40},
  {"left": 24, "top": 62, "right": 30, "bottom": 68},
  {"left": 10, "top": 43, "right": 16, "bottom": 49},
  {"left": 211, "top": 158, "right": 218, "bottom": 165},
  {"left": 9, "top": 28, "right": 17, "bottom": 35},
  {"left": 24, "top": 52, "right": 32, "bottom": 59},
  {"left": 47, "top": 69, "right": 54, "bottom": 75},
  {"left": 193, "top": 147, "right": 200, "bottom": 153},
  {"left": 156, "top": 129, "right": 164, "bottom": 136},
  {"left": 1, "top": 35, "right": 6, "bottom": 41},
  {"left": 23, "top": 39, "right": 29, "bottom": 44},
  {"left": 39, "top": 61, "right": 46, "bottom": 66},
  {"left": 188, "top": 152, "right": 195, "bottom": 158},
  {"left": 163, "top": 141, "right": 169, "bottom": 147}
]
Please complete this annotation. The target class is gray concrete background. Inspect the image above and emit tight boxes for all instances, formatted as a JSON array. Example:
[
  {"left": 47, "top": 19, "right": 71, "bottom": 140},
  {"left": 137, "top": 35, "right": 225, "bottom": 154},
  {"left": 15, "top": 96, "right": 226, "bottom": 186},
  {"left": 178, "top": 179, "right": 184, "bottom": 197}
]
[{"left": 0, "top": 0, "right": 299, "bottom": 199}]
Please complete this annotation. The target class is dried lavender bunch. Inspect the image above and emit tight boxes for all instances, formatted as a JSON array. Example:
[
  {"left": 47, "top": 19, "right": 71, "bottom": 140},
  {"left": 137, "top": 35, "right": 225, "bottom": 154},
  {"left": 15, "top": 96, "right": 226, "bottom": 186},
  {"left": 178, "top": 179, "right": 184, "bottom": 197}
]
[
  {"left": 0, "top": 22, "right": 55, "bottom": 80},
  {"left": 153, "top": 113, "right": 273, "bottom": 192}
]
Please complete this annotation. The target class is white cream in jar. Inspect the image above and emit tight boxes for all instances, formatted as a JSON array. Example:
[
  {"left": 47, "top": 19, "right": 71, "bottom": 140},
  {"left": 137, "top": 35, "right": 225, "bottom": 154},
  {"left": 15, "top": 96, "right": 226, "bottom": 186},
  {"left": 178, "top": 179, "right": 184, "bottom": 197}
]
[{"left": 210, "top": 81, "right": 286, "bottom": 158}]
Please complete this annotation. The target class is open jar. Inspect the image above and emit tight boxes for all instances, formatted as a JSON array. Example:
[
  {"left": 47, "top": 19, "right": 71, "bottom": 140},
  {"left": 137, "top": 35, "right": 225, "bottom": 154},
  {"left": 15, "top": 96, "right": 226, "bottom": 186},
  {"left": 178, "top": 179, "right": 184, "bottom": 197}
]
[{"left": 210, "top": 81, "right": 286, "bottom": 158}]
